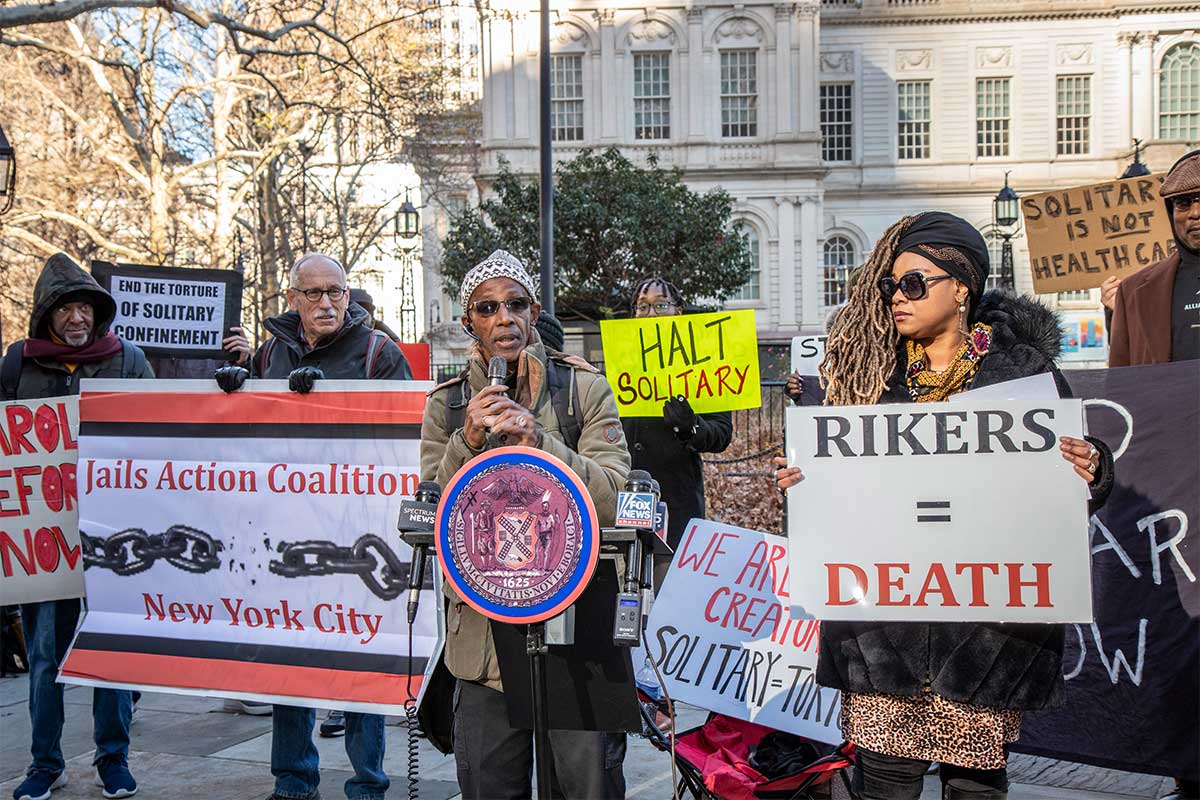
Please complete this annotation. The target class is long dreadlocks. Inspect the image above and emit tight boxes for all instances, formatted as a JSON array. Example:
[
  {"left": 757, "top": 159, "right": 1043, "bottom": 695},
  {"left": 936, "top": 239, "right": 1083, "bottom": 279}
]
[{"left": 820, "top": 215, "right": 916, "bottom": 406}]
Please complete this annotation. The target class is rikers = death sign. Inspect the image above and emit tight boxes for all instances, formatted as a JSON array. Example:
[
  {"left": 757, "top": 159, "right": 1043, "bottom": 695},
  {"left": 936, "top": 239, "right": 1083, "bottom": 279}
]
[
  {"left": 600, "top": 309, "right": 761, "bottom": 416},
  {"left": 784, "top": 398, "right": 1094, "bottom": 624}
]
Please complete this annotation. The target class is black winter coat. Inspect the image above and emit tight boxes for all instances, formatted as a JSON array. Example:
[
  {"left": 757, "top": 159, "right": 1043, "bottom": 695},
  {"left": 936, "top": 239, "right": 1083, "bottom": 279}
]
[
  {"left": 816, "top": 291, "right": 1114, "bottom": 712},
  {"left": 1, "top": 254, "right": 154, "bottom": 401},
  {"left": 251, "top": 304, "right": 412, "bottom": 380},
  {"left": 623, "top": 410, "right": 732, "bottom": 549}
]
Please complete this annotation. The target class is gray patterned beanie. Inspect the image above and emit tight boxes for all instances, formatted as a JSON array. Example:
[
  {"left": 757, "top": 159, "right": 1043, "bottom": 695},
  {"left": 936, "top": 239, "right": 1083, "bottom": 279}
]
[{"left": 459, "top": 250, "right": 539, "bottom": 311}]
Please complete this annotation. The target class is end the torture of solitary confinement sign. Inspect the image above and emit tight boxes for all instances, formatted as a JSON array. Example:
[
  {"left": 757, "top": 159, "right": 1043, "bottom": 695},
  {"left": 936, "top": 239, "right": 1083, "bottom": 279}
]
[
  {"left": 92, "top": 262, "right": 243, "bottom": 360},
  {"left": 1021, "top": 174, "right": 1176, "bottom": 295},
  {"left": 600, "top": 309, "right": 761, "bottom": 417},
  {"left": 784, "top": 398, "right": 1093, "bottom": 624}
]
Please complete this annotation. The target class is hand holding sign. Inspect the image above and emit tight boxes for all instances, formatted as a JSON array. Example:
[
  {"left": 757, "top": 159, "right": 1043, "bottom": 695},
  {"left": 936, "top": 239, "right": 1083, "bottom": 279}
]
[{"left": 223, "top": 326, "right": 251, "bottom": 366}]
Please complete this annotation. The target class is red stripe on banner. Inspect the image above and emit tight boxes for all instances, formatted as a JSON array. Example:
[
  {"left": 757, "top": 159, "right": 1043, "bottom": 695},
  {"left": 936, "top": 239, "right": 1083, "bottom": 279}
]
[
  {"left": 62, "top": 649, "right": 423, "bottom": 703},
  {"left": 80, "top": 391, "right": 427, "bottom": 426}
]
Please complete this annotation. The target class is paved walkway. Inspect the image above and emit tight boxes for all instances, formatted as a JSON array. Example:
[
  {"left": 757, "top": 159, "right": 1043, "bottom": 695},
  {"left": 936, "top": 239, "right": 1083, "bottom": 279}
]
[{"left": 0, "top": 675, "right": 1174, "bottom": 799}]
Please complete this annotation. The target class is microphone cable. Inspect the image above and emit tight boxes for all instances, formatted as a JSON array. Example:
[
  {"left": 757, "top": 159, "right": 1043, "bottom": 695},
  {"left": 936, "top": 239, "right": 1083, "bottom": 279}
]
[
  {"left": 404, "top": 616, "right": 420, "bottom": 800},
  {"left": 643, "top": 613, "right": 681, "bottom": 800}
]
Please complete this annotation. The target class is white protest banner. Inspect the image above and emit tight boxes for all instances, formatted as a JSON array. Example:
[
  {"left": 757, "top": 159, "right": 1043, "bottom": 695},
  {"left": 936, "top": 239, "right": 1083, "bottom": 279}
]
[
  {"left": 644, "top": 519, "right": 840, "bottom": 743},
  {"left": 91, "top": 262, "right": 243, "bottom": 360},
  {"left": 785, "top": 399, "right": 1092, "bottom": 623},
  {"left": 790, "top": 335, "right": 827, "bottom": 377},
  {"left": 59, "top": 379, "right": 437, "bottom": 714},
  {"left": 0, "top": 395, "right": 85, "bottom": 605}
]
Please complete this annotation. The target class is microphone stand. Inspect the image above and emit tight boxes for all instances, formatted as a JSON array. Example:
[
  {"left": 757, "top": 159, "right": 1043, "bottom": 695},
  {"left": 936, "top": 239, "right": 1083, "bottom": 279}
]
[{"left": 527, "top": 622, "right": 552, "bottom": 800}]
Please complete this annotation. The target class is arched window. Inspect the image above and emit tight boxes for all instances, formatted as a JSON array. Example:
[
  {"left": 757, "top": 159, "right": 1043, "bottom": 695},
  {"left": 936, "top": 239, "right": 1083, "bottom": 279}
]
[
  {"left": 1160, "top": 43, "right": 1200, "bottom": 140},
  {"left": 733, "top": 226, "right": 761, "bottom": 301},
  {"left": 822, "top": 236, "right": 856, "bottom": 307}
]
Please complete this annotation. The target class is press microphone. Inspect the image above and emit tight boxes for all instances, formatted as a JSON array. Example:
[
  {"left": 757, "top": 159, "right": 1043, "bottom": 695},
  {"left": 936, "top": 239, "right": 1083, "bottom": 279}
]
[
  {"left": 397, "top": 480, "right": 441, "bottom": 625},
  {"left": 613, "top": 471, "right": 660, "bottom": 647},
  {"left": 615, "top": 470, "right": 657, "bottom": 532}
]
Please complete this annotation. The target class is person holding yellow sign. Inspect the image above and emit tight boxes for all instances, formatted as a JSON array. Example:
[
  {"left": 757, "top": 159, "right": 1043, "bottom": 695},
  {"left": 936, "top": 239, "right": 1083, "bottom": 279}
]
[{"left": 621, "top": 277, "right": 731, "bottom": 586}]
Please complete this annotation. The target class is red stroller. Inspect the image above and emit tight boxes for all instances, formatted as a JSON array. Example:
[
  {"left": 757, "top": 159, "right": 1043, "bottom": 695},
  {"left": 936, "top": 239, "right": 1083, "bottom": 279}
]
[{"left": 640, "top": 699, "right": 855, "bottom": 800}]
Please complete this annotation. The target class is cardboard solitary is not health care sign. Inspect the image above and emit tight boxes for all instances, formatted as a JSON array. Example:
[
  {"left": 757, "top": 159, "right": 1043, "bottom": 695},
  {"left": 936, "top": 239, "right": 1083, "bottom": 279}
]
[
  {"left": 0, "top": 395, "right": 86, "bottom": 606},
  {"left": 92, "top": 261, "right": 244, "bottom": 360},
  {"left": 600, "top": 309, "right": 761, "bottom": 417},
  {"left": 785, "top": 398, "right": 1093, "bottom": 623},
  {"left": 1022, "top": 174, "right": 1176, "bottom": 295}
]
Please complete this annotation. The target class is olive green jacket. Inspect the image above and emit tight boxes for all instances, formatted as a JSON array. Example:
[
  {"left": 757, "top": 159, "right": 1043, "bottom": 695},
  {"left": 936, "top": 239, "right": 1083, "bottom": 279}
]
[{"left": 420, "top": 337, "right": 630, "bottom": 690}]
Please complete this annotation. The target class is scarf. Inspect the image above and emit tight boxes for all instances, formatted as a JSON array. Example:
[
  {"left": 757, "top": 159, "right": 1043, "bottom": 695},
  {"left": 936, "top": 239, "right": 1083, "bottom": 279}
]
[
  {"left": 24, "top": 332, "right": 123, "bottom": 366},
  {"left": 904, "top": 323, "right": 993, "bottom": 402}
]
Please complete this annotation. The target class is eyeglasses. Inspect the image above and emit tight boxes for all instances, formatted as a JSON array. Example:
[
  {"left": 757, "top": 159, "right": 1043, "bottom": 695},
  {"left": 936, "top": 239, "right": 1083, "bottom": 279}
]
[
  {"left": 879, "top": 271, "right": 956, "bottom": 302},
  {"left": 291, "top": 286, "right": 347, "bottom": 302},
  {"left": 635, "top": 302, "right": 676, "bottom": 315},
  {"left": 1172, "top": 193, "right": 1200, "bottom": 212},
  {"left": 469, "top": 297, "right": 532, "bottom": 317}
]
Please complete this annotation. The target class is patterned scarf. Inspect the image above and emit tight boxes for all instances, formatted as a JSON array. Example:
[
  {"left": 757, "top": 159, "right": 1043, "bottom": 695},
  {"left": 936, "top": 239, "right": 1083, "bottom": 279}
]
[{"left": 905, "top": 323, "right": 993, "bottom": 402}]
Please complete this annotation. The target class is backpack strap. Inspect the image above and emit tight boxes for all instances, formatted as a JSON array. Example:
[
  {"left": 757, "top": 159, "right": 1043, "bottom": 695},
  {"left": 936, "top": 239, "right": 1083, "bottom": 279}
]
[
  {"left": 119, "top": 340, "right": 148, "bottom": 379},
  {"left": 0, "top": 340, "right": 25, "bottom": 401},
  {"left": 365, "top": 329, "right": 390, "bottom": 379},
  {"left": 257, "top": 338, "right": 277, "bottom": 378},
  {"left": 441, "top": 370, "right": 471, "bottom": 434},
  {"left": 545, "top": 357, "right": 583, "bottom": 451}
]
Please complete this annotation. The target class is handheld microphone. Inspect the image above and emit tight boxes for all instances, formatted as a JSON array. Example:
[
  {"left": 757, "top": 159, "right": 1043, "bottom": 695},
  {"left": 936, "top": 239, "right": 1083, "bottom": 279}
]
[
  {"left": 487, "top": 356, "right": 508, "bottom": 446},
  {"left": 488, "top": 356, "right": 507, "bottom": 388},
  {"left": 397, "top": 480, "right": 442, "bottom": 625}
]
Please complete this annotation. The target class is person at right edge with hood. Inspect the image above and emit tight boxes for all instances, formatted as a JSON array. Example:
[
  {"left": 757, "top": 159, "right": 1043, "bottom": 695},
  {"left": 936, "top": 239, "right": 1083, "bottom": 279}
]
[
  {"left": 774, "top": 212, "right": 1116, "bottom": 799},
  {"left": 1109, "top": 152, "right": 1200, "bottom": 800}
]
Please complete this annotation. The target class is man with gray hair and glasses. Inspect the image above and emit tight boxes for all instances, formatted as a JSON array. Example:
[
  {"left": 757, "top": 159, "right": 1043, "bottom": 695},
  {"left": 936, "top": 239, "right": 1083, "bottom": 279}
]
[{"left": 214, "top": 252, "right": 411, "bottom": 800}]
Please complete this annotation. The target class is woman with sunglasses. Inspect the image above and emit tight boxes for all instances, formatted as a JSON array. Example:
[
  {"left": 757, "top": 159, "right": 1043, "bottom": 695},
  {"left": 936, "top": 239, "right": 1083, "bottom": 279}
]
[{"left": 774, "top": 212, "right": 1114, "bottom": 800}]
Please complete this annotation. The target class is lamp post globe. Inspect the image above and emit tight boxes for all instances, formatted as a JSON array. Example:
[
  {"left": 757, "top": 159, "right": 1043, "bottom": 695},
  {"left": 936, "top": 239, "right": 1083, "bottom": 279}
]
[{"left": 396, "top": 198, "right": 420, "bottom": 242}]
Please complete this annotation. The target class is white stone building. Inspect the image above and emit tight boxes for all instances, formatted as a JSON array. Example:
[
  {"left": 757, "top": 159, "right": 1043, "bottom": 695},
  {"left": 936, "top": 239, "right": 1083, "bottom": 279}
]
[{"left": 468, "top": 0, "right": 1200, "bottom": 351}]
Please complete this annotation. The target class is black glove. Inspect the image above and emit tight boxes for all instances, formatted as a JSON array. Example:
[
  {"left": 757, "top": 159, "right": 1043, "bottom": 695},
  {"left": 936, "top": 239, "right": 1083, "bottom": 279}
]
[
  {"left": 663, "top": 395, "right": 698, "bottom": 440},
  {"left": 288, "top": 366, "right": 324, "bottom": 394},
  {"left": 214, "top": 365, "right": 249, "bottom": 394}
]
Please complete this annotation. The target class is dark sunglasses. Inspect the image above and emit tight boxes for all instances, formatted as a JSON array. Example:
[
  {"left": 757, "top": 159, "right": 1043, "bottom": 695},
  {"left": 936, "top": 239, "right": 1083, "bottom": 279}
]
[
  {"left": 469, "top": 296, "right": 533, "bottom": 317},
  {"left": 879, "top": 271, "right": 956, "bottom": 302},
  {"left": 1171, "top": 193, "right": 1200, "bottom": 212}
]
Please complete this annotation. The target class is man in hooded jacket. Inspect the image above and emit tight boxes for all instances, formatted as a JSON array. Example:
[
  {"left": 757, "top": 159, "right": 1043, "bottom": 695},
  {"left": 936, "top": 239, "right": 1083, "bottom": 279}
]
[
  {"left": 1, "top": 253, "right": 153, "bottom": 800},
  {"left": 1109, "top": 149, "right": 1200, "bottom": 366}
]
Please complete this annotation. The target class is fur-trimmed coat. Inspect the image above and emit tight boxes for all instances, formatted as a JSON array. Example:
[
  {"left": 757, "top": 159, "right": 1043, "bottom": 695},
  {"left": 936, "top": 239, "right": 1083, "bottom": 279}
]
[{"left": 816, "top": 291, "right": 1114, "bottom": 712}]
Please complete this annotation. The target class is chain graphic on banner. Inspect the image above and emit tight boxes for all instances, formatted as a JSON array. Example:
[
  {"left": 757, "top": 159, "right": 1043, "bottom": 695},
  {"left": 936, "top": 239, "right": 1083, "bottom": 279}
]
[
  {"left": 270, "top": 534, "right": 413, "bottom": 601},
  {"left": 80, "top": 526, "right": 224, "bottom": 575}
]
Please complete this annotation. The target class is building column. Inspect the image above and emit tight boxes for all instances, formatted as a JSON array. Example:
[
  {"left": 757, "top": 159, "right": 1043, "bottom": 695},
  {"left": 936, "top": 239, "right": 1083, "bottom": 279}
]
[
  {"left": 776, "top": 197, "right": 797, "bottom": 329},
  {"left": 1131, "top": 32, "right": 1157, "bottom": 144},
  {"left": 1116, "top": 32, "right": 1136, "bottom": 150},
  {"left": 596, "top": 9, "right": 618, "bottom": 140},
  {"left": 773, "top": 4, "right": 793, "bottom": 137},
  {"left": 686, "top": 6, "right": 705, "bottom": 143},
  {"left": 799, "top": 195, "right": 821, "bottom": 329},
  {"left": 794, "top": 3, "right": 819, "bottom": 135}
]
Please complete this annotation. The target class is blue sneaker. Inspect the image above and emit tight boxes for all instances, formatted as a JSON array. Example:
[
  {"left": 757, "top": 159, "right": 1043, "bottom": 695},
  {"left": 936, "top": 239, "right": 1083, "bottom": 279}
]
[
  {"left": 93, "top": 758, "right": 137, "bottom": 798},
  {"left": 12, "top": 770, "right": 67, "bottom": 800}
]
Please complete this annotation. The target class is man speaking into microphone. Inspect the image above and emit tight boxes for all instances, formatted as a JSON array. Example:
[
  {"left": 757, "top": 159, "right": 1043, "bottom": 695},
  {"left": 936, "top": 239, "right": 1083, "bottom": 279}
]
[{"left": 420, "top": 250, "right": 632, "bottom": 799}]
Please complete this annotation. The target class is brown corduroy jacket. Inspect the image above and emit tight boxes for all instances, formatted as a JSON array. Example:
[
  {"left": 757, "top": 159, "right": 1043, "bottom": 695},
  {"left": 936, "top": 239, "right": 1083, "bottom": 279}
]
[{"left": 1109, "top": 253, "right": 1180, "bottom": 367}]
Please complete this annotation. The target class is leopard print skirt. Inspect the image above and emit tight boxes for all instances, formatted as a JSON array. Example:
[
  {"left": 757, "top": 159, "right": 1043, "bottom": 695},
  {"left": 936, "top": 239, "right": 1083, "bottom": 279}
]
[{"left": 840, "top": 691, "right": 1022, "bottom": 770}]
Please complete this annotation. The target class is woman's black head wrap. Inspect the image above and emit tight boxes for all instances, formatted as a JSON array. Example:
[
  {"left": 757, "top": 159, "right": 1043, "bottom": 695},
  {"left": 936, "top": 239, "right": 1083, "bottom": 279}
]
[{"left": 895, "top": 212, "right": 991, "bottom": 312}]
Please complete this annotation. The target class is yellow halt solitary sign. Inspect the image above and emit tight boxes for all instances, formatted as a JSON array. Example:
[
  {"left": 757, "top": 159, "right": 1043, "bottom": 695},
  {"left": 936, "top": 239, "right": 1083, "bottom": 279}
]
[{"left": 599, "top": 309, "right": 761, "bottom": 417}]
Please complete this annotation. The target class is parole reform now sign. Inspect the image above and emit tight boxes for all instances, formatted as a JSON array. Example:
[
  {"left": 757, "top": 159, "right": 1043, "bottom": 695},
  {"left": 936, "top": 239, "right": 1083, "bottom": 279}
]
[{"left": 784, "top": 399, "right": 1093, "bottom": 623}]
